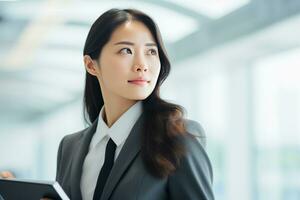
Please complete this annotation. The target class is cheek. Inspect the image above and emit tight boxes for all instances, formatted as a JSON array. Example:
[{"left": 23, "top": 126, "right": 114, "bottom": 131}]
[
  {"left": 101, "top": 58, "right": 131, "bottom": 87},
  {"left": 102, "top": 55, "right": 130, "bottom": 72},
  {"left": 151, "top": 59, "right": 161, "bottom": 78}
]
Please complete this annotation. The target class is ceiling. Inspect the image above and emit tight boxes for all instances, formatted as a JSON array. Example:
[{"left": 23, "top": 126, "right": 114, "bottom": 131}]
[{"left": 0, "top": 0, "right": 300, "bottom": 125}]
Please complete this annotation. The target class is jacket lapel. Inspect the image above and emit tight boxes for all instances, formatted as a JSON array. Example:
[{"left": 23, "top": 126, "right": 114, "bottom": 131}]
[
  {"left": 100, "top": 114, "right": 144, "bottom": 200},
  {"left": 70, "top": 118, "right": 99, "bottom": 200}
]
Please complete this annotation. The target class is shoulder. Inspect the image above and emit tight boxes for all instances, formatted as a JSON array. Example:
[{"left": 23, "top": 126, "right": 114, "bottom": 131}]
[
  {"left": 58, "top": 127, "right": 88, "bottom": 152},
  {"left": 183, "top": 119, "right": 207, "bottom": 148},
  {"left": 56, "top": 128, "right": 88, "bottom": 182},
  {"left": 181, "top": 119, "right": 211, "bottom": 175},
  {"left": 167, "top": 119, "right": 214, "bottom": 199},
  {"left": 181, "top": 119, "right": 210, "bottom": 167}
]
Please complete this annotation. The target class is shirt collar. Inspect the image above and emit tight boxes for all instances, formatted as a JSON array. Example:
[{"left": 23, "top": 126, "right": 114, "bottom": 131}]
[{"left": 90, "top": 101, "right": 143, "bottom": 149}]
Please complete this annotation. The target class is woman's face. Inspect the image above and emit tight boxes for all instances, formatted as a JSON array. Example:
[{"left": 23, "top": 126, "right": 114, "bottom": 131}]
[{"left": 93, "top": 21, "right": 161, "bottom": 104}]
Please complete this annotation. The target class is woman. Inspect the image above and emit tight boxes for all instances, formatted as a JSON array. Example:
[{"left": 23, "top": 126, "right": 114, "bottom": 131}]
[{"left": 1, "top": 8, "right": 214, "bottom": 200}]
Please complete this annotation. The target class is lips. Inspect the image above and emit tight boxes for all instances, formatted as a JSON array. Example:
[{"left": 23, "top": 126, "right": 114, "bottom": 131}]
[
  {"left": 128, "top": 79, "right": 150, "bottom": 85},
  {"left": 128, "top": 77, "right": 150, "bottom": 83},
  {"left": 128, "top": 80, "right": 149, "bottom": 83}
]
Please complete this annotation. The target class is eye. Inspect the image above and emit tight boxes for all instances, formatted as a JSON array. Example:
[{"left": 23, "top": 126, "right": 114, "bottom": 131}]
[
  {"left": 148, "top": 48, "right": 157, "bottom": 55},
  {"left": 119, "top": 48, "right": 132, "bottom": 55}
]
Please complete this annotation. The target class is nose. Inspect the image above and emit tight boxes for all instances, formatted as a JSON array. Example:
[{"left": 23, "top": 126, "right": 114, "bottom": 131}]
[
  {"left": 134, "top": 64, "right": 148, "bottom": 72},
  {"left": 133, "top": 52, "right": 148, "bottom": 72}
]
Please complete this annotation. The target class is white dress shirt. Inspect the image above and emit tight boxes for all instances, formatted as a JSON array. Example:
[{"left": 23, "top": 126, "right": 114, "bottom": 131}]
[{"left": 80, "top": 101, "right": 143, "bottom": 200}]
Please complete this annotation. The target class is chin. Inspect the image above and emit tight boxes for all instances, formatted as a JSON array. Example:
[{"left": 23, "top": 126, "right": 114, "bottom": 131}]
[
  {"left": 132, "top": 96, "right": 148, "bottom": 100},
  {"left": 127, "top": 93, "right": 150, "bottom": 100}
]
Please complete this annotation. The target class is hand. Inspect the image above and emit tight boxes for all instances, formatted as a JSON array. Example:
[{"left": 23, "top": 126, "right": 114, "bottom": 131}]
[{"left": 0, "top": 171, "right": 15, "bottom": 179}]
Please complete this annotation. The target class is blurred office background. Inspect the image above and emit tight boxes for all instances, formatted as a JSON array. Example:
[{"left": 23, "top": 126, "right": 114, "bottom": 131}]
[{"left": 0, "top": 0, "right": 300, "bottom": 199}]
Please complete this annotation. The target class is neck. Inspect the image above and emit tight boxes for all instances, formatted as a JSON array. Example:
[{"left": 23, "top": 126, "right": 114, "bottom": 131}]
[{"left": 102, "top": 98, "right": 138, "bottom": 128}]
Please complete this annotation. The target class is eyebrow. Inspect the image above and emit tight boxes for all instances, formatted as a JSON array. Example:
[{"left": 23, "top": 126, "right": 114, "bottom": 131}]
[{"left": 114, "top": 41, "right": 157, "bottom": 47}]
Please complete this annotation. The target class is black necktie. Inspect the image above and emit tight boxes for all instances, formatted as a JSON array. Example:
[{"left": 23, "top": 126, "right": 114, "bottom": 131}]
[{"left": 93, "top": 138, "right": 117, "bottom": 200}]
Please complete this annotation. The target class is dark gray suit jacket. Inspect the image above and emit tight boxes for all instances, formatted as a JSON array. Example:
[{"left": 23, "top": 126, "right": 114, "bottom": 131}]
[{"left": 56, "top": 115, "right": 214, "bottom": 200}]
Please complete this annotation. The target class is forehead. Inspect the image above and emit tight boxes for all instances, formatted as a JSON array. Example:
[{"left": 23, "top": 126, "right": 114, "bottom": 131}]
[{"left": 108, "top": 21, "right": 156, "bottom": 44}]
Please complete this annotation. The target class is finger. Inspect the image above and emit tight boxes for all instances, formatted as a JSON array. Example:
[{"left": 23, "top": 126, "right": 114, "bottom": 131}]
[{"left": 0, "top": 171, "right": 15, "bottom": 178}]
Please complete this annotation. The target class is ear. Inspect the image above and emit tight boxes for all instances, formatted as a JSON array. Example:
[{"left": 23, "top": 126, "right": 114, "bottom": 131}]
[{"left": 83, "top": 55, "right": 100, "bottom": 76}]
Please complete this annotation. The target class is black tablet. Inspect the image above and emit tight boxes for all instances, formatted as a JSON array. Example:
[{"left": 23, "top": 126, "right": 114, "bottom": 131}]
[{"left": 0, "top": 178, "right": 70, "bottom": 200}]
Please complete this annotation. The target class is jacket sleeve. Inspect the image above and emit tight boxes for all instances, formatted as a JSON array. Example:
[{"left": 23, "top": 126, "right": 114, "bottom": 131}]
[
  {"left": 55, "top": 136, "right": 65, "bottom": 182},
  {"left": 167, "top": 120, "right": 214, "bottom": 200}
]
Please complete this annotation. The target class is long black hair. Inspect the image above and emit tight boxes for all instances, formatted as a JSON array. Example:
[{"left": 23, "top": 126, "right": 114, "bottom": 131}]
[{"left": 83, "top": 8, "right": 188, "bottom": 178}]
